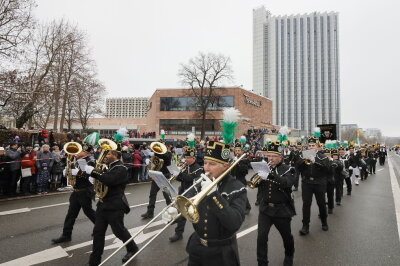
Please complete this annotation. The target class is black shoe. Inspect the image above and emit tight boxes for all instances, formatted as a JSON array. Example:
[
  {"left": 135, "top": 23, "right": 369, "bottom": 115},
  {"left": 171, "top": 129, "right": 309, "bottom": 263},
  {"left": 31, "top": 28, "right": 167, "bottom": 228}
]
[
  {"left": 299, "top": 225, "right": 309, "bottom": 236},
  {"left": 322, "top": 223, "right": 329, "bottom": 231},
  {"left": 169, "top": 233, "right": 183, "bottom": 242},
  {"left": 255, "top": 201, "right": 260, "bottom": 206},
  {"left": 328, "top": 208, "right": 333, "bottom": 214},
  {"left": 244, "top": 208, "right": 251, "bottom": 215},
  {"left": 122, "top": 246, "right": 139, "bottom": 263},
  {"left": 347, "top": 191, "right": 351, "bottom": 195},
  {"left": 283, "top": 255, "right": 294, "bottom": 266},
  {"left": 141, "top": 212, "right": 154, "bottom": 219},
  {"left": 51, "top": 235, "right": 71, "bottom": 244},
  {"left": 336, "top": 202, "right": 341, "bottom": 206}
]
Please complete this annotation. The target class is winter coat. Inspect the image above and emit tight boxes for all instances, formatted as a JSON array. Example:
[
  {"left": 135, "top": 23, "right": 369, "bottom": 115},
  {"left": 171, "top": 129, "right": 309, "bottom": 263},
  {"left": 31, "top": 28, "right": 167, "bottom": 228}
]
[
  {"left": 133, "top": 150, "right": 142, "bottom": 168},
  {"left": 21, "top": 152, "right": 36, "bottom": 175},
  {"left": 6, "top": 148, "right": 22, "bottom": 172}
]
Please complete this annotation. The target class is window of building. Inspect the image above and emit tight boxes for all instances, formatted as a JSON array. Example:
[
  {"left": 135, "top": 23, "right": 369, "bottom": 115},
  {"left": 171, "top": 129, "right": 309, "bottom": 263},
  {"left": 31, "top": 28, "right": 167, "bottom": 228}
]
[{"left": 160, "top": 96, "right": 234, "bottom": 111}]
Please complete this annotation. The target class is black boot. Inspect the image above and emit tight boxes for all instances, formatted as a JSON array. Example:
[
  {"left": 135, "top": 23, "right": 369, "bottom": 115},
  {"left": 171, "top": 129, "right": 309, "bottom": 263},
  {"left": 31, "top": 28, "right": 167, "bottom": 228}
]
[
  {"left": 169, "top": 233, "right": 183, "bottom": 242},
  {"left": 299, "top": 224, "right": 309, "bottom": 236},
  {"left": 283, "top": 255, "right": 294, "bottom": 266},
  {"left": 122, "top": 246, "right": 139, "bottom": 263},
  {"left": 141, "top": 212, "right": 154, "bottom": 219},
  {"left": 347, "top": 191, "right": 351, "bottom": 196},
  {"left": 321, "top": 220, "right": 329, "bottom": 231},
  {"left": 51, "top": 235, "right": 71, "bottom": 244},
  {"left": 328, "top": 208, "right": 333, "bottom": 214}
]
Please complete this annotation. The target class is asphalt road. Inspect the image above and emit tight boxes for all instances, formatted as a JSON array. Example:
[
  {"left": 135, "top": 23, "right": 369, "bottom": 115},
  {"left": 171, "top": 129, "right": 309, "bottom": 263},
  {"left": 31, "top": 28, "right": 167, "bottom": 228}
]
[{"left": 1, "top": 153, "right": 400, "bottom": 266}]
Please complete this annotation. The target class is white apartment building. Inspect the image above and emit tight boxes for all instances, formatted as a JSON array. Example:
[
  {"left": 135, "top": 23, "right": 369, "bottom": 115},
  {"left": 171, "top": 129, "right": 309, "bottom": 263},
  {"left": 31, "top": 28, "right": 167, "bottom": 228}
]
[
  {"left": 253, "top": 6, "right": 340, "bottom": 135},
  {"left": 106, "top": 97, "right": 149, "bottom": 118}
]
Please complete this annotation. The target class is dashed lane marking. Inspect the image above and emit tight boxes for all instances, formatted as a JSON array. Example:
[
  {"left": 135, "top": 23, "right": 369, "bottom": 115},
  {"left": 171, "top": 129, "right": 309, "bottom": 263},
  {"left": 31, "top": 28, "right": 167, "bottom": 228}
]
[
  {"left": 0, "top": 246, "right": 68, "bottom": 266},
  {"left": 388, "top": 156, "right": 400, "bottom": 243}
]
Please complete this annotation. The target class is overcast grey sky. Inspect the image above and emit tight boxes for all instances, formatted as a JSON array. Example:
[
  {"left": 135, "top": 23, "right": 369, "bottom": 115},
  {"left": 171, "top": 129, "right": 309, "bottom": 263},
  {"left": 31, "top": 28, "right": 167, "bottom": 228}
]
[{"left": 35, "top": 0, "right": 400, "bottom": 136}]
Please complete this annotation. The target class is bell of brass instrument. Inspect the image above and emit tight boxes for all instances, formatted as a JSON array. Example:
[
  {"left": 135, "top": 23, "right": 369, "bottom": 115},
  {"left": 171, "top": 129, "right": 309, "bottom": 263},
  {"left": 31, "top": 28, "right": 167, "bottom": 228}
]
[
  {"left": 148, "top": 141, "right": 167, "bottom": 171},
  {"left": 95, "top": 139, "right": 118, "bottom": 199},
  {"left": 175, "top": 153, "right": 247, "bottom": 224},
  {"left": 304, "top": 159, "right": 313, "bottom": 165},
  {"left": 247, "top": 173, "right": 262, "bottom": 189},
  {"left": 63, "top": 142, "right": 83, "bottom": 187}
]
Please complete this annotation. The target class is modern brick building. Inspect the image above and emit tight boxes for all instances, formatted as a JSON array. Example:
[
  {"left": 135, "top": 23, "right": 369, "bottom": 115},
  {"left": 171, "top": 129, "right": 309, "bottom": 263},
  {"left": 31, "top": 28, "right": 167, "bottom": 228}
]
[{"left": 146, "top": 87, "right": 273, "bottom": 139}]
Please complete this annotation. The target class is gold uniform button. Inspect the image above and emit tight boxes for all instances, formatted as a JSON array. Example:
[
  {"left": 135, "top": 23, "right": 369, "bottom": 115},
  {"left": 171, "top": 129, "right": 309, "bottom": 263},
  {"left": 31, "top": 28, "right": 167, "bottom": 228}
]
[
  {"left": 204, "top": 219, "right": 208, "bottom": 223},
  {"left": 204, "top": 226, "right": 207, "bottom": 230},
  {"left": 204, "top": 233, "right": 208, "bottom": 237}
]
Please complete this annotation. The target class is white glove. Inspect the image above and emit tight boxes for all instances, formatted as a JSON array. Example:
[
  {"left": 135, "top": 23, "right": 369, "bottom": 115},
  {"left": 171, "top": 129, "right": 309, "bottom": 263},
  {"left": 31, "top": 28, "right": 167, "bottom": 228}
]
[
  {"left": 201, "top": 176, "right": 216, "bottom": 195},
  {"left": 85, "top": 165, "right": 94, "bottom": 175},
  {"left": 63, "top": 169, "right": 66, "bottom": 177},
  {"left": 145, "top": 158, "right": 150, "bottom": 166},
  {"left": 71, "top": 169, "right": 79, "bottom": 176},
  {"left": 161, "top": 206, "right": 179, "bottom": 224}
]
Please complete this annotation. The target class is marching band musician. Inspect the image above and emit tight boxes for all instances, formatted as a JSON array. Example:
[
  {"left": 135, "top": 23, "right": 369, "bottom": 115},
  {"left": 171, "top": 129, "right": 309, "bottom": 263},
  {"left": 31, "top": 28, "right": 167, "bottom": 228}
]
[
  {"left": 323, "top": 147, "right": 335, "bottom": 215},
  {"left": 297, "top": 135, "right": 330, "bottom": 235},
  {"left": 51, "top": 143, "right": 96, "bottom": 244},
  {"left": 231, "top": 140, "right": 252, "bottom": 214},
  {"left": 339, "top": 147, "right": 352, "bottom": 195},
  {"left": 169, "top": 135, "right": 204, "bottom": 242},
  {"left": 256, "top": 141, "right": 296, "bottom": 266},
  {"left": 141, "top": 140, "right": 173, "bottom": 219},
  {"left": 367, "top": 145, "right": 377, "bottom": 174},
  {"left": 331, "top": 149, "right": 345, "bottom": 206},
  {"left": 186, "top": 140, "right": 247, "bottom": 266},
  {"left": 292, "top": 142, "right": 304, "bottom": 191},
  {"left": 86, "top": 150, "right": 138, "bottom": 266}
]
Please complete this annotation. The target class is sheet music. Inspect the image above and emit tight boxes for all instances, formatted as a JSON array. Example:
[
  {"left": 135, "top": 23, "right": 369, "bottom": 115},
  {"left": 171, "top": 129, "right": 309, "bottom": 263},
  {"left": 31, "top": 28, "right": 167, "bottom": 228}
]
[
  {"left": 175, "top": 148, "right": 184, "bottom": 156},
  {"left": 148, "top": 170, "right": 178, "bottom": 197},
  {"left": 302, "top": 150, "right": 317, "bottom": 162},
  {"left": 167, "top": 163, "right": 180, "bottom": 176},
  {"left": 76, "top": 159, "right": 87, "bottom": 171},
  {"left": 250, "top": 161, "right": 270, "bottom": 179}
]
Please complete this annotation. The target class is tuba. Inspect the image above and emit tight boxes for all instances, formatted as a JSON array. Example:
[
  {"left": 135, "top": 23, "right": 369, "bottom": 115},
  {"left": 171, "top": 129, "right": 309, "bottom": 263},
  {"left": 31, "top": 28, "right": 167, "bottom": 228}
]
[
  {"left": 94, "top": 138, "right": 117, "bottom": 199},
  {"left": 63, "top": 142, "right": 82, "bottom": 187},
  {"left": 148, "top": 141, "right": 167, "bottom": 171}
]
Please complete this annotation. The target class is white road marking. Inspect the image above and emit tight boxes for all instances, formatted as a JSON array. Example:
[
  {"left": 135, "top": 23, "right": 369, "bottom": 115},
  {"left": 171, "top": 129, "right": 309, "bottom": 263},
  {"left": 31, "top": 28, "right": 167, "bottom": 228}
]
[
  {"left": 0, "top": 246, "right": 68, "bottom": 266},
  {"left": 377, "top": 169, "right": 384, "bottom": 172},
  {"left": 237, "top": 224, "right": 258, "bottom": 238},
  {"left": 387, "top": 157, "right": 400, "bottom": 243},
  {"left": 0, "top": 198, "right": 165, "bottom": 216}
]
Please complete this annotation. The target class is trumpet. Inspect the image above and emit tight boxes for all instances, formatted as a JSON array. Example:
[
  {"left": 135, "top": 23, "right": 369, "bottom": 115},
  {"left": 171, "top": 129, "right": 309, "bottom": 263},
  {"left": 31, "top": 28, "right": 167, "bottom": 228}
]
[
  {"left": 63, "top": 142, "right": 82, "bottom": 187},
  {"left": 169, "top": 162, "right": 188, "bottom": 182},
  {"left": 175, "top": 153, "right": 247, "bottom": 224},
  {"left": 94, "top": 139, "right": 117, "bottom": 199}
]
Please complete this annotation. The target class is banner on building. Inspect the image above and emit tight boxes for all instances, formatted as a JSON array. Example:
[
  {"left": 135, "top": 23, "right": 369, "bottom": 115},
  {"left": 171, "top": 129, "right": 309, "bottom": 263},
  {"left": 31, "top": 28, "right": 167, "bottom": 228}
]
[{"left": 317, "top": 124, "right": 337, "bottom": 144}]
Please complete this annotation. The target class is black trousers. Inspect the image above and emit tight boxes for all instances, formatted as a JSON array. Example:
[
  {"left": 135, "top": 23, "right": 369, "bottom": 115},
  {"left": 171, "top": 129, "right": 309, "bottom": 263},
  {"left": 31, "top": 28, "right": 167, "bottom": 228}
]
[
  {"left": 147, "top": 180, "right": 172, "bottom": 214},
  {"left": 257, "top": 213, "right": 294, "bottom": 266},
  {"left": 89, "top": 207, "right": 138, "bottom": 266},
  {"left": 20, "top": 176, "right": 31, "bottom": 194},
  {"left": 379, "top": 157, "right": 385, "bottom": 165},
  {"left": 369, "top": 160, "right": 376, "bottom": 173},
  {"left": 187, "top": 233, "right": 240, "bottom": 266},
  {"left": 326, "top": 182, "right": 335, "bottom": 210},
  {"left": 175, "top": 215, "right": 187, "bottom": 234},
  {"left": 62, "top": 190, "right": 96, "bottom": 237},
  {"left": 8, "top": 170, "right": 20, "bottom": 195},
  {"left": 294, "top": 171, "right": 300, "bottom": 189},
  {"left": 335, "top": 179, "right": 343, "bottom": 203},
  {"left": 301, "top": 182, "right": 327, "bottom": 225},
  {"left": 344, "top": 177, "right": 352, "bottom": 193}
]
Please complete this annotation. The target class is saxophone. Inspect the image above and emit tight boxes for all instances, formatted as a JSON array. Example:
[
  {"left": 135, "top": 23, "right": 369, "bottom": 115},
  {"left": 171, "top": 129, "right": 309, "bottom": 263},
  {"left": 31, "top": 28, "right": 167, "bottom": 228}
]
[{"left": 94, "top": 139, "right": 118, "bottom": 199}]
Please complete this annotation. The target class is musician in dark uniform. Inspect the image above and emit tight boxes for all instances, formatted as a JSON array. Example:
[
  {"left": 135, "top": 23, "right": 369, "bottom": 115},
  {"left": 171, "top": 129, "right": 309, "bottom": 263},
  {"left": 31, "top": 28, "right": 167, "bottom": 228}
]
[
  {"left": 323, "top": 148, "right": 335, "bottom": 214},
  {"left": 252, "top": 147, "right": 268, "bottom": 206},
  {"left": 169, "top": 146, "right": 203, "bottom": 242},
  {"left": 378, "top": 146, "right": 387, "bottom": 166},
  {"left": 297, "top": 136, "right": 330, "bottom": 235},
  {"left": 231, "top": 142, "right": 251, "bottom": 214},
  {"left": 186, "top": 140, "right": 247, "bottom": 266},
  {"left": 51, "top": 144, "right": 96, "bottom": 244},
  {"left": 141, "top": 143, "right": 173, "bottom": 219},
  {"left": 87, "top": 150, "right": 138, "bottom": 266},
  {"left": 256, "top": 141, "right": 296, "bottom": 266},
  {"left": 292, "top": 142, "right": 303, "bottom": 191},
  {"left": 367, "top": 146, "right": 377, "bottom": 174},
  {"left": 282, "top": 146, "right": 295, "bottom": 166},
  {"left": 331, "top": 149, "right": 344, "bottom": 206},
  {"left": 339, "top": 147, "right": 351, "bottom": 195}
]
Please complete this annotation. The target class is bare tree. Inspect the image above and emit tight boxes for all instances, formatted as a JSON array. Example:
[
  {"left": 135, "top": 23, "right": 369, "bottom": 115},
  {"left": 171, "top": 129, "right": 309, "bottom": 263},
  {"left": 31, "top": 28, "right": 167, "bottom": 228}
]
[
  {"left": 0, "top": 0, "right": 35, "bottom": 59},
  {"left": 178, "top": 52, "right": 234, "bottom": 139}
]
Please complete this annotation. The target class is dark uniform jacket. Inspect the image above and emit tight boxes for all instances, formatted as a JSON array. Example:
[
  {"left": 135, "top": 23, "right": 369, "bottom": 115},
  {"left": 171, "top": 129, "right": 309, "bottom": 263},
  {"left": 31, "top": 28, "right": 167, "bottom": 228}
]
[
  {"left": 231, "top": 158, "right": 250, "bottom": 186},
  {"left": 156, "top": 152, "right": 172, "bottom": 178},
  {"left": 258, "top": 162, "right": 296, "bottom": 218},
  {"left": 330, "top": 159, "right": 344, "bottom": 182},
  {"left": 91, "top": 160, "right": 130, "bottom": 213},
  {"left": 186, "top": 175, "right": 247, "bottom": 266},
  {"left": 340, "top": 154, "right": 350, "bottom": 170},
  {"left": 348, "top": 153, "right": 362, "bottom": 168},
  {"left": 176, "top": 162, "right": 203, "bottom": 196},
  {"left": 0, "top": 154, "right": 10, "bottom": 186},
  {"left": 73, "top": 156, "right": 95, "bottom": 190},
  {"left": 297, "top": 150, "right": 330, "bottom": 185}
]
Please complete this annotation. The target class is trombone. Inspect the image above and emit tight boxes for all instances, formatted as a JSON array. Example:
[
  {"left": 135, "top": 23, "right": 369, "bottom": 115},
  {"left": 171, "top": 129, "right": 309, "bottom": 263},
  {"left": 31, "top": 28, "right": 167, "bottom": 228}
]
[{"left": 99, "top": 175, "right": 205, "bottom": 266}]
